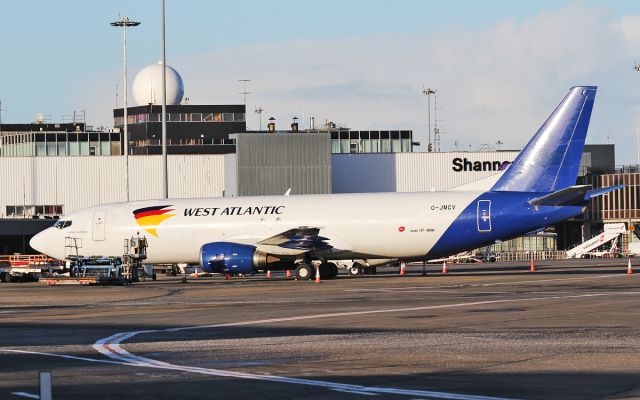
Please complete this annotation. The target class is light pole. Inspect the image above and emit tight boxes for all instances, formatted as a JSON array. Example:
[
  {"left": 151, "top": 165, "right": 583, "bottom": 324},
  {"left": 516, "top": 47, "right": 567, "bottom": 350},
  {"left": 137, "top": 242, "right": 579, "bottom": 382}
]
[
  {"left": 422, "top": 87, "right": 436, "bottom": 152},
  {"left": 255, "top": 107, "right": 264, "bottom": 130},
  {"left": 161, "top": 0, "right": 168, "bottom": 199},
  {"left": 111, "top": 16, "right": 140, "bottom": 201}
]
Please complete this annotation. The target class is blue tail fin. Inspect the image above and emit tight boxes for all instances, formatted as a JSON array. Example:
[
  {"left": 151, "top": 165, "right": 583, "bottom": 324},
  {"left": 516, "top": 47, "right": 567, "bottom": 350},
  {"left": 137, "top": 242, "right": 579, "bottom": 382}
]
[{"left": 491, "top": 86, "right": 597, "bottom": 192}]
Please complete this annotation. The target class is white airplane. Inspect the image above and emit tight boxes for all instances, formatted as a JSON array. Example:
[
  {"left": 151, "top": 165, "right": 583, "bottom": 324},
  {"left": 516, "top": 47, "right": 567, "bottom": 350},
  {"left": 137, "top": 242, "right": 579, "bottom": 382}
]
[{"left": 30, "top": 86, "right": 622, "bottom": 279}]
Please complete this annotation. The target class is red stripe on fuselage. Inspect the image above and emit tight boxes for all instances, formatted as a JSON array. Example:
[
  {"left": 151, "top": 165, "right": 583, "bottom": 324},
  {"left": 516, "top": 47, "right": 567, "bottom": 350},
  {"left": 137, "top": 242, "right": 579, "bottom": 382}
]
[{"left": 134, "top": 208, "right": 174, "bottom": 219}]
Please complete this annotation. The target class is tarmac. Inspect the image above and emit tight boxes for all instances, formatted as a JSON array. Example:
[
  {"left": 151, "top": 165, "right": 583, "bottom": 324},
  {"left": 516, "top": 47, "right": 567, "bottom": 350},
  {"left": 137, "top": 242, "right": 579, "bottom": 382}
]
[{"left": 1, "top": 258, "right": 639, "bottom": 400}]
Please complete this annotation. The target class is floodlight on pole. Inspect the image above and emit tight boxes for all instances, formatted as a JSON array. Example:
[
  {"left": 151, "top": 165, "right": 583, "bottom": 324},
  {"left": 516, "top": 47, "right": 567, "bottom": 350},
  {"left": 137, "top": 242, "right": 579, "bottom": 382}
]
[
  {"left": 161, "top": 0, "right": 168, "bottom": 199},
  {"left": 255, "top": 107, "right": 264, "bottom": 130},
  {"left": 111, "top": 16, "right": 140, "bottom": 202},
  {"left": 422, "top": 87, "right": 436, "bottom": 152}
]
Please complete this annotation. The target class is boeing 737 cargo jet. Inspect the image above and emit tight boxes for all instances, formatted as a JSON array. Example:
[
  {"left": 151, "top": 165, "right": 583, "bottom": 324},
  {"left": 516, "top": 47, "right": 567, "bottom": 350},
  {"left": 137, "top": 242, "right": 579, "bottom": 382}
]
[{"left": 30, "top": 86, "right": 622, "bottom": 279}]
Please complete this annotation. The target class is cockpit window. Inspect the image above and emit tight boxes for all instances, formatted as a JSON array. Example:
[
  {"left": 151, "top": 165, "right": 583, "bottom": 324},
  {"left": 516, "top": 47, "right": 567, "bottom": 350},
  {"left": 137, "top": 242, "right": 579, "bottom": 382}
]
[{"left": 54, "top": 220, "right": 72, "bottom": 229}]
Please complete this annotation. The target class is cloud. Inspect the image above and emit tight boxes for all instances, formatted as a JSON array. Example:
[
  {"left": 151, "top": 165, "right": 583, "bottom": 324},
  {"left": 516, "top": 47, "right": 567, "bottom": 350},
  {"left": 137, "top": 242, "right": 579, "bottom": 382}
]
[{"left": 83, "top": 3, "right": 640, "bottom": 162}]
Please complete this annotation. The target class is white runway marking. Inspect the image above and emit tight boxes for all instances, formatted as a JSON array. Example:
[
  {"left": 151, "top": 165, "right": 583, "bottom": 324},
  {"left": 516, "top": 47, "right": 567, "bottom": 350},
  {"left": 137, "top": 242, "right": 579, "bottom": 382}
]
[
  {"left": 344, "top": 274, "right": 625, "bottom": 292},
  {"left": 89, "top": 291, "right": 640, "bottom": 399},
  {"left": 11, "top": 392, "right": 39, "bottom": 399},
  {"left": 1, "top": 349, "right": 128, "bottom": 366}
]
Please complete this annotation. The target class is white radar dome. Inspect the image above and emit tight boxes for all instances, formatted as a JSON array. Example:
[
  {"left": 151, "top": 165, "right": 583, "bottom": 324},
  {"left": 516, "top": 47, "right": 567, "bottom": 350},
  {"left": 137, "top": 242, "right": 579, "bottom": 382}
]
[{"left": 132, "top": 61, "right": 184, "bottom": 106}]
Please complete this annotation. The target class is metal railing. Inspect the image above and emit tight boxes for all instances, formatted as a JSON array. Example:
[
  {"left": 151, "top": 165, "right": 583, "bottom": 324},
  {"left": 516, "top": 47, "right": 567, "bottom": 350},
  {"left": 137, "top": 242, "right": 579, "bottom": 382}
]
[{"left": 495, "top": 250, "right": 567, "bottom": 261}]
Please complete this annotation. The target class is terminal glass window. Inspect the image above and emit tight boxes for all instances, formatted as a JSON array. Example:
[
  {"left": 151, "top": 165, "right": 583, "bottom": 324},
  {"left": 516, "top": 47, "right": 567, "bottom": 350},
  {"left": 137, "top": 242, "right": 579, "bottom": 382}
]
[
  {"left": 191, "top": 113, "right": 202, "bottom": 122},
  {"left": 69, "top": 142, "right": 80, "bottom": 156},
  {"left": 35, "top": 142, "right": 46, "bottom": 156},
  {"left": 381, "top": 139, "right": 391, "bottom": 153},
  {"left": 5, "top": 204, "right": 63, "bottom": 218},
  {"left": 47, "top": 142, "right": 56, "bottom": 156},
  {"left": 331, "top": 140, "right": 340, "bottom": 153},
  {"left": 213, "top": 113, "right": 223, "bottom": 122},
  {"left": 402, "top": 139, "right": 411, "bottom": 152},
  {"left": 101, "top": 142, "right": 111, "bottom": 155},
  {"left": 341, "top": 139, "right": 349, "bottom": 153},
  {"left": 223, "top": 113, "right": 234, "bottom": 122},
  {"left": 57, "top": 142, "right": 67, "bottom": 156},
  {"left": 391, "top": 139, "right": 401, "bottom": 153},
  {"left": 234, "top": 113, "right": 245, "bottom": 122},
  {"left": 80, "top": 142, "right": 89, "bottom": 155}
]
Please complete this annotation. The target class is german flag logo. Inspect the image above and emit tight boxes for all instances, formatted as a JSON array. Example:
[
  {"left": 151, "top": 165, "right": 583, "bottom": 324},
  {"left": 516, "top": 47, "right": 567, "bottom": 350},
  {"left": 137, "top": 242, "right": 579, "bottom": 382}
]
[{"left": 132, "top": 205, "right": 176, "bottom": 238}]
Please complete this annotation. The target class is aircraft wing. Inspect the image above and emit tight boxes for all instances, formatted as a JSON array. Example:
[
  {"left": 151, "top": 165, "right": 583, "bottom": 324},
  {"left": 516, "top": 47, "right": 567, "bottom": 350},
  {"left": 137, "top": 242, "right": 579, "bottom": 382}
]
[{"left": 257, "top": 226, "right": 333, "bottom": 251}]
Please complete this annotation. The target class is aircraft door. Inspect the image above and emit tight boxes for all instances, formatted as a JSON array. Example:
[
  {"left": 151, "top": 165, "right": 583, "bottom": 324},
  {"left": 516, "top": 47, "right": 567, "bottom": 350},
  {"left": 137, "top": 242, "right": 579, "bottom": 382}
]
[
  {"left": 477, "top": 200, "right": 492, "bottom": 232},
  {"left": 92, "top": 210, "right": 106, "bottom": 241}
]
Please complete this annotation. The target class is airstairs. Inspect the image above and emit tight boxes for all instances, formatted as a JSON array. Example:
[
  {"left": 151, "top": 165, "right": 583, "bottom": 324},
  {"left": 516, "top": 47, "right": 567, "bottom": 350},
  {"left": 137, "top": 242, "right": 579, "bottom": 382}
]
[{"left": 566, "top": 223, "right": 627, "bottom": 258}]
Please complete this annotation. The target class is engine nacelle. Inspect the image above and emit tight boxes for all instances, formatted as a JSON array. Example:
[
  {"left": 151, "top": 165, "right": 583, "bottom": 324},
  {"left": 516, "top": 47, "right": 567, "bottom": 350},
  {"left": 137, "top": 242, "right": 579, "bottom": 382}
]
[{"left": 200, "top": 242, "right": 269, "bottom": 274}]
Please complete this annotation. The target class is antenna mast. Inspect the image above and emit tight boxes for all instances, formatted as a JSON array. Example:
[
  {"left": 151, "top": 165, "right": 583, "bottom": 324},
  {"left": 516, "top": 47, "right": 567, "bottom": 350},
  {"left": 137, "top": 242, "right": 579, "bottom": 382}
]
[{"left": 239, "top": 79, "right": 251, "bottom": 106}]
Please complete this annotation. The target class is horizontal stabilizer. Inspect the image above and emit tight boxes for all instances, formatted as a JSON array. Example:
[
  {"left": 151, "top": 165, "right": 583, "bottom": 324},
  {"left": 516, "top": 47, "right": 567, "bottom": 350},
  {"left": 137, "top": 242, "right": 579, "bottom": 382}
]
[
  {"left": 529, "top": 184, "right": 624, "bottom": 206},
  {"left": 585, "top": 185, "right": 624, "bottom": 200},
  {"left": 528, "top": 185, "right": 591, "bottom": 206}
]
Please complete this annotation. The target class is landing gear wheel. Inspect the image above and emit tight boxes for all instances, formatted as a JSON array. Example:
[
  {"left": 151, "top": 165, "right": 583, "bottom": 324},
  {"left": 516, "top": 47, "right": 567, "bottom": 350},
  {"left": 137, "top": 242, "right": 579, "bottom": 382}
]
[
  {"left": 0, "top": 272, "right": 7, "bottom": 283},
  {"left": 319, "top": 262, "right": 337, "bottom": 279},
  {"left": 295, "top": 263, "right": 314, "bottom": 280},
  {"left": 349, "top": 263, "right": 364, "bottom": 276},
  {"left": 364, "top": 266, "right": 377, "bottom": 275}
]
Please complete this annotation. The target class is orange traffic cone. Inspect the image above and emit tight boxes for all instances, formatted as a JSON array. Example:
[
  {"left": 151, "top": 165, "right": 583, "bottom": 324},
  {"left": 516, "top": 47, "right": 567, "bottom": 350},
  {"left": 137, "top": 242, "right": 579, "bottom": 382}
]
[
  {"left": 315, "top": 266, "right": 321, "bottom": 283},
  {"left": 627, "top": 259, "right": 634, "bottom": 274},
  {"left": 286, "top": 269, "right": 291, "bottom": 278},
  {"left": 399, "top": 261, "right": 406, "bottom": 276},
  {"left": 530, "top": 259, "right": 535, "bottom": 272},
  {"left": 266, "top": 270, "right": 272, "bottom": 279},
  {"left": 194, "top": 267, "right": 199, "bottom": 279},
  {"left": 442, "top": 261, "right": 448, "bottom": 274}
]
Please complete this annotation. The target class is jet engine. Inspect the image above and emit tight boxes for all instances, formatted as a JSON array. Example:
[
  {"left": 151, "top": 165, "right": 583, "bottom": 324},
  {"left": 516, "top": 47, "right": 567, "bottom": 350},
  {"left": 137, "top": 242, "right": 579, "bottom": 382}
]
[{"left": 200, "top": 242, "right": 273, "bottom": 274}]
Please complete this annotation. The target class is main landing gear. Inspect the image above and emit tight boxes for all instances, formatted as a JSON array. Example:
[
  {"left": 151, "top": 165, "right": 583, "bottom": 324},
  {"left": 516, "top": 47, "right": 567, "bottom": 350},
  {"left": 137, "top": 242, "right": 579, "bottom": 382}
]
[
  {"left": 295, "top": 261, "right": 338, "bottom": 280},
  {"left": 348, "top": 262, "right": 377, "bottom": 276}
]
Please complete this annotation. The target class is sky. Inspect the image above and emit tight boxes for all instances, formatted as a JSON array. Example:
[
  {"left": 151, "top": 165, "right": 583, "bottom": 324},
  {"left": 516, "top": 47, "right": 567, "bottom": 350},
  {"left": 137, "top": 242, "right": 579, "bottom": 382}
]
[{"left": 2, "top": 1, "right": 640, "bottom": 162}]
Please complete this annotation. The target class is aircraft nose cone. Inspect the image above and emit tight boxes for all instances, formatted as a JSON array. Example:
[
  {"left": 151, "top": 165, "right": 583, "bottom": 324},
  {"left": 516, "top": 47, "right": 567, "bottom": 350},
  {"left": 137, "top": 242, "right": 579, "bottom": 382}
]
[{"left": 30, "top": 231, "right": 47, "bottom": 254}]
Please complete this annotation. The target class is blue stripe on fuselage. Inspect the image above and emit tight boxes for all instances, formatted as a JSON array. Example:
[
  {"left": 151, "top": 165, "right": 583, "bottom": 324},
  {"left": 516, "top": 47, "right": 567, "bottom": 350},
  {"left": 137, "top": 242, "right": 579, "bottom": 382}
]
[{"left": 427, "top": 191, "right": 583, "bottom": 259}]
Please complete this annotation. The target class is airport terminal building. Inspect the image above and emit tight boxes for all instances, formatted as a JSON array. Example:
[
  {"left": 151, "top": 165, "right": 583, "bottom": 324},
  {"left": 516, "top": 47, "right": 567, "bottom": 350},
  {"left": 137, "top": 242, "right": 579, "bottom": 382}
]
[{"left": 0, "top": 124, "right": 626, "bottom": 258}]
